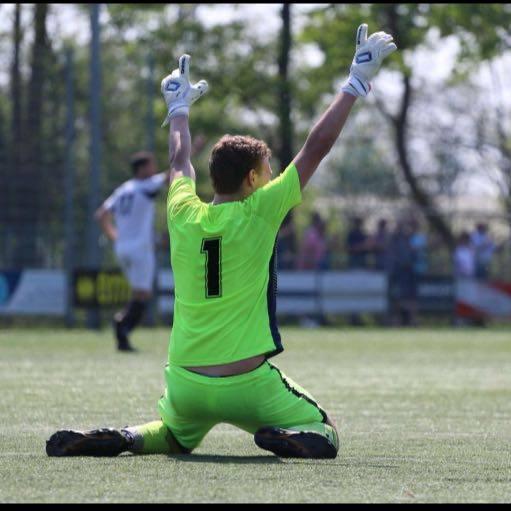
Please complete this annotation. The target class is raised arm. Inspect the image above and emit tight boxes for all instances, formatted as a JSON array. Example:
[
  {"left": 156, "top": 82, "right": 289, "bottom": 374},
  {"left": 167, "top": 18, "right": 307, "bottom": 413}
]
[
  {"left": 160, "top": 54, "right": 209, "bottom": 185},
  {"left": 169, "top": 115, "right": 195, "bottom": 182},
  {"left": 293, "top": 93, "right": 356, "bottom": 189},
  {"left": 293, "top": 24, "right": 397, "bottom": 190}
]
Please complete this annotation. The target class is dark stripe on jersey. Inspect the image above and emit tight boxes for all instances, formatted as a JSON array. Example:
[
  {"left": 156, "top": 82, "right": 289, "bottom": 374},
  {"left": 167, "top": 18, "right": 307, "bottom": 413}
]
[
  {"left": 143, "top": 190, "right": 159, "bottom": 200},
  {"left": 268, "top": 362, "right": 328, "bottom": 424},
  {"left": 265, "top": 238, "right": 283, "bottom": 358}
]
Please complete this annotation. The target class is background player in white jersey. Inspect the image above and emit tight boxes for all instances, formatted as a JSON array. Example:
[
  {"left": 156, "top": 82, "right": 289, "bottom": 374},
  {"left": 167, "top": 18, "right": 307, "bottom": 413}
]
[{"left": 95, "top": 151, "right": 170, "bottom": 351}]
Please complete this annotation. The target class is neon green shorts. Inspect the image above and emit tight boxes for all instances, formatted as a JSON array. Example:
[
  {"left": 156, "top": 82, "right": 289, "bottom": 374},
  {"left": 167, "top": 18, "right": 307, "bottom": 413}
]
[{"left": 157, "top": 360, "right": 329, "bottom": 451}]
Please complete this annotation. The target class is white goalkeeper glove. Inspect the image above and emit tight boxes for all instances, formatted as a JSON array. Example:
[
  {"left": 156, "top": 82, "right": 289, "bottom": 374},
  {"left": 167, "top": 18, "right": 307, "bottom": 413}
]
[
  {"left": 160, "top": 54, "right": 209, "bottom": 127},
  {"left": 341, "top": 23, "right": 397, "bottom": 98}
]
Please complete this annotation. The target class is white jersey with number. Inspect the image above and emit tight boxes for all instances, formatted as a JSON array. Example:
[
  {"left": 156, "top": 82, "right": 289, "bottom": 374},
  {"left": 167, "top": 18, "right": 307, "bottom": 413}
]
[
  {"left": 102, "top": 173, "right": 167, "bottom": 291},
  {"left": 103, "top": 173, "right": 167, "bottom": 253}
]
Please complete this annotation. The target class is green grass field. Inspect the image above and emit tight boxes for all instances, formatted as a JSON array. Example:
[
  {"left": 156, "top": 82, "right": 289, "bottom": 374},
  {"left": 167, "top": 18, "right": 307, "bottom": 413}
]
[{"left": 1, "top": 326, "right": 510, "bottom": 503}]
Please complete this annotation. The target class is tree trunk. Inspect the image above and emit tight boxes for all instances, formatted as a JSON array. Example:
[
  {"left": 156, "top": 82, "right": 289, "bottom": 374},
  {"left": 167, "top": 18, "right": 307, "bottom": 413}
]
[
  {"left": 494, "top": 88, "right": 511, "bottom": 226},
  {"left": 17, "top": 3, "right": 49, "bottom": 265},
  {"left": 0, "top": 90, "right": 6, "bottom": 260},
  {"left": 393, "top": 75, "right": 454, "bottom": 248},
  {"left": 42, "top": 43, "right": 65, "bottom": 224},
  {"left": 10, "top": 3, "right": 23, "bottom": 175},
  {"left": 277, "top": 3, "right": 293, "bottom": 172},
  {"left": 25, "top": 3, "right": 49, "bottom": 172},
  {"left": 2, "top": 3, "right": 24, "bottom": 266},
  {"left": 383, "top": 4, "right": 454, "bottom": 249}
]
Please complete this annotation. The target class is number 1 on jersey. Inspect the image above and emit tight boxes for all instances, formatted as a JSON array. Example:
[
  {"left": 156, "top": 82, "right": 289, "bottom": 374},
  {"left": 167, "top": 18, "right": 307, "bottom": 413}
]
[{"left": 201, "top": 237, "right": 222, "bottom": 298}]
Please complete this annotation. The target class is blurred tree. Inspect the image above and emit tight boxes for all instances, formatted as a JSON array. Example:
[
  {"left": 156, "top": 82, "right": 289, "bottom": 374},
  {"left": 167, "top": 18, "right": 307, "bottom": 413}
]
[
  {"left": 4, "top": 3, "right": 51, "bottom": 266},
  {"left": 484, "top": 61, "right": 511, "bottom": 228},
  {"left": 298, "top": 3, "right": 511, "bottom": 248},
  {"left": 45, "top": 4, "right": 284, "bottom": 266},
  {"left": 5, "top": 3, "right": 509, "bottom": 268},
  {"left": 96, "top": 4, "right": 280, "bottom": 198},
  {"left": 431, "top": 4, "right": 511, "bottom": 75},
  {"left": 455, "top": 63, "right": 511, "bottom": 228},
  {"left": 24, "top": 3, "right": 50, "bottom": 176},
  {"left": 0, "top": 91, "right": 6, "bottom": 227},
  {"left": 277, "top": 3, "right": 293, "bottom": 171},
  {"left": 23, "top": 3, "right": 50, "bottom": 264},
  {"left": 0, "top": 3, "right": 24, "bottom": 265},
  {"left": 327, "top": 143, "right": 400, "bottom": 199},
  {"left": 41, "top": 29, "right": 68, "bottom": 266},
  {"left": 10, "top": 3, "right": 23, "bottom": 179}
]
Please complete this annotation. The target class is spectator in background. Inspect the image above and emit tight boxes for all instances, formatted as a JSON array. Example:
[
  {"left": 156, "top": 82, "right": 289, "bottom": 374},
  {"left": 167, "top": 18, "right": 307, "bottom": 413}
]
[
  {"left": 367, "top": 218, "right": 391, "bottom": 326},
  {"left": 297, "top": 212, "right": 329, "bottom": 327},
  {"left": 346, "top": 216, "right": 369, "bottom": 269},
  {"left": 297, "top": 212, "right": 329, "bottom": 270},
  {"left": 326, "top": 229, "right": 345, "bottom": 269},
  {"left": 409, "top": 217, "right": 428, "bottom": 277},
  {"left": 277, "top": 212, "right": 298, "bottom": 270},
  {"left": 454, "top": 231, "right": 476, "bottom": 277},
  {"left": 470, "top": 223, "right": 495, "bottom": 280},
  {"left": 371, "top": 218, "right": 390, "bottom": 270},
  {"left": 345, "top": 216, "right": 370, "bottom": 326},
  {"left": 387, "top": 219, "right": 418, "bottom": 326}
]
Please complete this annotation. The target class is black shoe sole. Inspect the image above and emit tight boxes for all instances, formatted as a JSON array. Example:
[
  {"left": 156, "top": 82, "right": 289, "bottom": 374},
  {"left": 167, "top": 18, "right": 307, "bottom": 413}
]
[
  {"left": 46, "top": 428, "right": 128, "bottom": 457},
  {"left": 254, "top": 426, "right": 337, "bottom": 459}
]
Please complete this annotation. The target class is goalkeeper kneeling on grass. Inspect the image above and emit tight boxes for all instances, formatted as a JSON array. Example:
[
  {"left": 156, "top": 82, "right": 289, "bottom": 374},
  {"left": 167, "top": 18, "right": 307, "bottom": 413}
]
[{"left": 47, "top": 24, "right": 397, "bottom": 459}]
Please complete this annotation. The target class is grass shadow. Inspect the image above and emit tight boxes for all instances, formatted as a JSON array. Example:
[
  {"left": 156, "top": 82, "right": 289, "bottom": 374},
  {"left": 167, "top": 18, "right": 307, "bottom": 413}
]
[
  {"left": 304, "top": 462, "right": 399, "bottom": 468},
  {"left": 167, "top": 455, "right": 398, "bottom": 468},
  {"left": 169, "top": 454, "right": 283, "bottom": 464}
]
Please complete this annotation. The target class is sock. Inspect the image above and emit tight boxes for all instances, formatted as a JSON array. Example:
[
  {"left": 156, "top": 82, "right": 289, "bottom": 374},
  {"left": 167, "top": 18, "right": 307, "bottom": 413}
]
[
  {"left": 286, "top": 422, "right": 339, "bottom": 451},
  {"left": 122, "top": 420, "right": 189, "bottom": 455},
  {"left": 116, "top": 300, "right": 147, "bottom": 333},
  {"left": 123, "top": 300, "right": 147, "bottom": 332}
]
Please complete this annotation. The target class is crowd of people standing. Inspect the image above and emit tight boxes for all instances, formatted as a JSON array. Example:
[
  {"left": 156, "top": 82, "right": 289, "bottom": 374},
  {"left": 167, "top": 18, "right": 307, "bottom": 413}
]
[
  {"left": 276, "top": 212, "right": 499, "bottom": 326},
  {"left": 277, "top": 212, "right": 496, "bottom": 278}
]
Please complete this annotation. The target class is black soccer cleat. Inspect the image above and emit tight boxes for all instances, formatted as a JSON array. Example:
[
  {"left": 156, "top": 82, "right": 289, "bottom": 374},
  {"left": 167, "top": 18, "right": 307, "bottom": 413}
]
[
  {"left": 118, "top": 343, "right": 137, "bottom": 353},
  {"left": 113, "top": 318, "right": 136, "bottom": 352},
  {"left": 254, "top": 426, "right": 338, "bottom": 459},
  {"left": 46, "top": 428, "right": 131, "bottom": 457}
]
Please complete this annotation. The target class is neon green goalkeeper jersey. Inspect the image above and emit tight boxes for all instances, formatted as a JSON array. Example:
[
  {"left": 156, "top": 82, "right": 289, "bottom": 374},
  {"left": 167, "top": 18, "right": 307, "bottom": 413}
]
[{"left": 166, "top": 163, "right": 302, "bottom": 366}]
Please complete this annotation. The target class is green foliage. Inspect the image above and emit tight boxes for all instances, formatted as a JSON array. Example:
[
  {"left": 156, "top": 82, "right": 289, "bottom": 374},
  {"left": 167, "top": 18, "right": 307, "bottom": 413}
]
[
  {"left": 296, "top": 3, "right": 511, "bottom": 246},
  {"left": 98, "top": 4, "right": 281, "bottom": 196},
  {"left": 2, "top": 4, "right": 511, "bottom": 267},
  {"left": 432, "top": 4, "right": 511, "bottom": 61},
  {"left": 329, "top": 143, "right": 399, "bottom": 198},
  {"left": 297, "top": 3, "right": 511, "bottom": 116}
]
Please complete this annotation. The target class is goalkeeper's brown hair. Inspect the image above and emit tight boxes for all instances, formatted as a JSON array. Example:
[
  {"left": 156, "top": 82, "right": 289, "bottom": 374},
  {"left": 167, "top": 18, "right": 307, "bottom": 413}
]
[{"left": 209, "top": 135, "right": 272, "bottom": 194}]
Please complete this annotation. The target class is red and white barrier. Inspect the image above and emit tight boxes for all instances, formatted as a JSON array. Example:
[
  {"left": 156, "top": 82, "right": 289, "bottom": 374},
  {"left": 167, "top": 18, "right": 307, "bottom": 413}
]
[{"left": 456, "top": 278, "right": 511, "bottom": 320}]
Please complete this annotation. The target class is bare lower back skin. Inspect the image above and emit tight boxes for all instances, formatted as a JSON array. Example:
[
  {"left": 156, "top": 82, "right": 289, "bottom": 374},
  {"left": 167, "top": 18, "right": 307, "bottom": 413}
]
[{"left": 185, "top": 354, "right": 266, "bottom": 377}]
